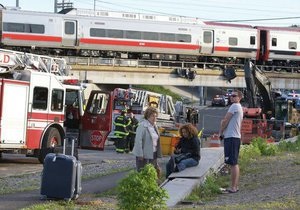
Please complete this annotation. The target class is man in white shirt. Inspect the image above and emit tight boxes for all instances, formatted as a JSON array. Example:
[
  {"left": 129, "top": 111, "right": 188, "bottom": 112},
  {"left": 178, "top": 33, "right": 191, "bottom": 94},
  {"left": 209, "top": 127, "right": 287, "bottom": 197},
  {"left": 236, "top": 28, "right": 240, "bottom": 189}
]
[{"left": 219, "top": 90, "right": 243, "bottom": 193}]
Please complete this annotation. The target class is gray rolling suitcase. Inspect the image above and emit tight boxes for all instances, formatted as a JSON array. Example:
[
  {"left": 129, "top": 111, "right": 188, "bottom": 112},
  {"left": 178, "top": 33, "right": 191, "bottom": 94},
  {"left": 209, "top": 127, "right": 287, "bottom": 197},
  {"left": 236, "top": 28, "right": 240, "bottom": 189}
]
[{"left": 40, "top": 137, "right": 82, "bottom": 201}]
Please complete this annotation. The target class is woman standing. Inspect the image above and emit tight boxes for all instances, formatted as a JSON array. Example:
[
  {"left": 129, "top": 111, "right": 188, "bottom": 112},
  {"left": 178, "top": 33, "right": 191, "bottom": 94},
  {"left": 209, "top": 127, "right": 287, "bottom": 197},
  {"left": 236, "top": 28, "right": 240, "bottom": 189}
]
[
  {"left": 166, "top": 123, "right": 200, "bottom": 178},
  {"left": 132, "top": 107, "right": 162, "bottom": 173}
]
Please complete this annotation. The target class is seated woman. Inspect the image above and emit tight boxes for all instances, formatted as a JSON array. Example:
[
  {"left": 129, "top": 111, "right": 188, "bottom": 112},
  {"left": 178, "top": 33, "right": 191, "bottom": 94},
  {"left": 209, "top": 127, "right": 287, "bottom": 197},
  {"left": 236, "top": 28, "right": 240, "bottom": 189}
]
[{"left": 166, "top": 123, "right": 201, "bottom": 178}]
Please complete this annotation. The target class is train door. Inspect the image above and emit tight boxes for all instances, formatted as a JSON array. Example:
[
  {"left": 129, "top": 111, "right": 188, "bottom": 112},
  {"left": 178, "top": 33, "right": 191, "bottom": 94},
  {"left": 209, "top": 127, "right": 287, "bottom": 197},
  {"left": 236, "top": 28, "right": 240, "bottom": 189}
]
[
  {"left": 200, "top": 30, "right": 214, "bottom": 54},
  {"left": 62, "top": 20, "right": 78, "bottom": 47},
  {"left": 80, "top": 90, "right": 112, "bottom": 150},
  {"left": 258, "top": 30, "right": 269, "bottom": 62}
]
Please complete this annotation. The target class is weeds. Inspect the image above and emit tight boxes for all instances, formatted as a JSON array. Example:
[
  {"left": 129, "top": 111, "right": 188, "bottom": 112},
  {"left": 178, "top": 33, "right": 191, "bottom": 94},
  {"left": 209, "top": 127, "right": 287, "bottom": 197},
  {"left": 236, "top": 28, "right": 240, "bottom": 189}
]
[{"left": 185, "top": 136, "right": 300, "bottom": 206}]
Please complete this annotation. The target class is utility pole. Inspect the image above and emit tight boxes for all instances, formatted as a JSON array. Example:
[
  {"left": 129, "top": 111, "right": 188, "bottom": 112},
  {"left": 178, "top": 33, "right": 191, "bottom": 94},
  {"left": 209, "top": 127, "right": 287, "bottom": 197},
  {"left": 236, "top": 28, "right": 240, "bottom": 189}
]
[
  {"left": 16, "top": 0, "right": 19, "bottom": 7},
  {"left": 55, "top": 0, "right": 73, "bottom": 13}
]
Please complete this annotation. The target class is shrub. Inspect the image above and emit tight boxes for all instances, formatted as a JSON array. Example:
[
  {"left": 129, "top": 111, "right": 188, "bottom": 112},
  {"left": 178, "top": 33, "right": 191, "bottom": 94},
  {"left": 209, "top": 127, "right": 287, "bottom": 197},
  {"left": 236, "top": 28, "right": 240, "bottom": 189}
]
[
  {"left": 117, "top": 164, "right": 169, "bottom": 210},
  {"left": 251, "top": 137, "right": 278, "bottom": 156},
  {"left": 240, "top": 143, "right": 261, "bottom": 161}
]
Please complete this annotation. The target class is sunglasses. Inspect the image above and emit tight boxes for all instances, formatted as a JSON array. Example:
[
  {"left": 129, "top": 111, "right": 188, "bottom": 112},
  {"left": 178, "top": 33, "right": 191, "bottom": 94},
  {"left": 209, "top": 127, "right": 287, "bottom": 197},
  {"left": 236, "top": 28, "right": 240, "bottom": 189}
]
[{"left": 231, "top": 94, "right": 238, "bottom": 97}]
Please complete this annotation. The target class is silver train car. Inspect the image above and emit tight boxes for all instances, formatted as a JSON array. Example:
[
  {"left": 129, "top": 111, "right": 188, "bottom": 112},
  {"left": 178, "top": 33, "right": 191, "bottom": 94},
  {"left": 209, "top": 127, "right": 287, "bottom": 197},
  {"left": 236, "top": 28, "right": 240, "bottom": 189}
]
[{"left": 1, "top": 7, "right": 300, "bottom": 67}]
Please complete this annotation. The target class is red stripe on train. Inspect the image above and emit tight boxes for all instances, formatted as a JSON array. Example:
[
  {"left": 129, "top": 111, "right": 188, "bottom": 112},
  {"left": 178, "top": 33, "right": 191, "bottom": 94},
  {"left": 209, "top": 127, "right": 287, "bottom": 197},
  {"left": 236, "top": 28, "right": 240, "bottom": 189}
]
[
  {"left": 214, "top": 46, "right": 229, "bottom": 51},
  {"left": 2, "top": 33, "right": 62, "bottom": 42},
  {"left": 80, "top": 38, "right": 199, "bottom": 50}
]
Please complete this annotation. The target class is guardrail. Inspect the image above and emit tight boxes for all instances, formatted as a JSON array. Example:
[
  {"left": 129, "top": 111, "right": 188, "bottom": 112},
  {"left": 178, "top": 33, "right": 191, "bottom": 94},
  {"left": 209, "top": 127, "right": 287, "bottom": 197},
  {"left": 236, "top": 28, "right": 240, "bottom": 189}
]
[{"left": 64, "top": 57, "right": 300, "bottom": 73}]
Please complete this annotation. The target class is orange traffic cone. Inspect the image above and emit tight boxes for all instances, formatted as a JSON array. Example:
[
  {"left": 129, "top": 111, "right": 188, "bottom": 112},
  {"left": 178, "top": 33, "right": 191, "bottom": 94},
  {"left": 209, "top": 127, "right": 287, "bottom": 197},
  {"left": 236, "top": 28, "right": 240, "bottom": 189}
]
[{"left": 209, "top": 134, "right": 221, "bottom": 147}]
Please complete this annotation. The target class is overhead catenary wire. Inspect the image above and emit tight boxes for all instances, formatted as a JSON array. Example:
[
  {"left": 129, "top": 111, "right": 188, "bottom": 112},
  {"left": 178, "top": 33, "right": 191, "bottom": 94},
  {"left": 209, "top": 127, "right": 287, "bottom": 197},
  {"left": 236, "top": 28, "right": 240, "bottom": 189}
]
[{"left": 72, "top": 0, "right": 300, "bottom": 25}]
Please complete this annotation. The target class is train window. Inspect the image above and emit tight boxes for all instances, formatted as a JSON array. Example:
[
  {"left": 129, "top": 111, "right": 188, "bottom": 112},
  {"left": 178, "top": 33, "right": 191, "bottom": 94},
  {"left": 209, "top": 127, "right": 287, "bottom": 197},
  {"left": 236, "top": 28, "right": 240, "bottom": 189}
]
[
  {"left": 203, "top": 31, "right": 212, "bottom": 43},
  {"left": 176, "top": 34, "right": 191, "bottom": 43},
  {"left": 90, "top": 28, "right": 106, "bottom": 37},
  {"left": 51, "top": 89, "right": 64, "bottom": 111},
  {"left": 65, "top": 22, "right": 75, "bottom": 35},
  {"left": 272, "top": 38, "right": 277, "bottom": 46},
  {"left": 143, "top": 32, "right": 159, "bottom": 40},
  {"left": 289, "top": 42, "right": 297, "bottom": 50},
  {"left": 32, "top": 87, "right": 48, "bottom": 110},
  {"left": 3, "top": 22, "right": 25, "bottom": 32},
  {"left": 161, "top": 33, "right": 176, "bottom": 42},
  {"left": 27, "top": 24, "right": 44, "bottom": 34},
  {"left": 125, "top": 31, "right": 142, "bottom": 39},
  {"left": 107, "top": 29, "right": 124, "bottom": 38},
  {"left": 229, "top": 37, "right": 238, "bottom": 46},
  {"left": 250, "top": 36, "right": 255, "bottom": 45}
]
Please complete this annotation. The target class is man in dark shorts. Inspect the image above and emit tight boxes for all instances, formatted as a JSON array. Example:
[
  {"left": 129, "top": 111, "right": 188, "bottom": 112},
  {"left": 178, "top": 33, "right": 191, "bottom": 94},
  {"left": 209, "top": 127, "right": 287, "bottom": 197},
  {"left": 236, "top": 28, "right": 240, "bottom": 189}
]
[{"left": 219, "top": 90, "right": 243, "bottom": 193}]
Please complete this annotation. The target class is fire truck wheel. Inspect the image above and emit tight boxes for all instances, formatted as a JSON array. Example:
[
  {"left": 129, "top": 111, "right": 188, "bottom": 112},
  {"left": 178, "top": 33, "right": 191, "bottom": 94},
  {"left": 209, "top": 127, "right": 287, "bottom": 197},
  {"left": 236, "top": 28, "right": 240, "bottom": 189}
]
[{"left": 38, "top": 127, "right": 62, "bottom": 163}]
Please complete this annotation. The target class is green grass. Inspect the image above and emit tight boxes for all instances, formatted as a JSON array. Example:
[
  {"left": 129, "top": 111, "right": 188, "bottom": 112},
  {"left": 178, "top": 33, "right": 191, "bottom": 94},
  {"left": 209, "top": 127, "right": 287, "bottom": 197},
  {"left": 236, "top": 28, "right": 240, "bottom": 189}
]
[{"left": 133, "top": 85, "right": 182, "bottom": 101}]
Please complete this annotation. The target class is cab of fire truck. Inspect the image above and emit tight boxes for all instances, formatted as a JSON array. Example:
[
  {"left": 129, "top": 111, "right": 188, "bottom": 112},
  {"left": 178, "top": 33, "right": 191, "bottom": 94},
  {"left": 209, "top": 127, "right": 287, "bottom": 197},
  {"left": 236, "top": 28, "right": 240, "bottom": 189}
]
[{"left": 79, "top": 87, "right": 176, "bottom": 150}]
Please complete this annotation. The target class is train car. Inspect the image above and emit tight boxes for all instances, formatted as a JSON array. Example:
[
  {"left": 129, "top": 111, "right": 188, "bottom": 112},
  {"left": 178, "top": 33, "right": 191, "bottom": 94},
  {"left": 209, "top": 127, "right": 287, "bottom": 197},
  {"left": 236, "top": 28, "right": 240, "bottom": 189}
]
[
  {"left": 1, "top": 7, "right": 300, "bottom": 67},
  {"left": 1, "top": 9, "right": 64, "bottom": 51},
  {"left": 256, "top": 26, "right": 300, "bottom": 66},
  {"left": 203, "top": 22, "right": 258, "bottom": 63}
]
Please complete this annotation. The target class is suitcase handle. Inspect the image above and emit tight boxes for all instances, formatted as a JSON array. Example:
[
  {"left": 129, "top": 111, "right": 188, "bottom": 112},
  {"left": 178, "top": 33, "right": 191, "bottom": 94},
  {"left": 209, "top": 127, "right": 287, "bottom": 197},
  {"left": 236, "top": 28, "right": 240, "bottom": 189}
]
[{"left": 63, "top": 137, "right": 75, "bottom": 156}]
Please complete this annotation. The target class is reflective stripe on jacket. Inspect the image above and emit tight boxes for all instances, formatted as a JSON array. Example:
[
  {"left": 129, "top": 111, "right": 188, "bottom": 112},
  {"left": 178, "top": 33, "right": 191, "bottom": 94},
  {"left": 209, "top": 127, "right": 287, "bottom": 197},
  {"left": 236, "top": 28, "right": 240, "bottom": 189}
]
[{"left": 113, "top": 115, "right": 131, "bottom": 137}]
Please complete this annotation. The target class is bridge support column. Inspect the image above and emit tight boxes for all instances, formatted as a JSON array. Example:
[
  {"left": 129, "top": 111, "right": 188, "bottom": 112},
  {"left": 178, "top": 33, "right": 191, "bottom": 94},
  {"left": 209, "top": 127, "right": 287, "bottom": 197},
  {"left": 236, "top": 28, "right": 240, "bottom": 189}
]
[{"left": 198, "top": 86, "right": 207, "bottom": 106}]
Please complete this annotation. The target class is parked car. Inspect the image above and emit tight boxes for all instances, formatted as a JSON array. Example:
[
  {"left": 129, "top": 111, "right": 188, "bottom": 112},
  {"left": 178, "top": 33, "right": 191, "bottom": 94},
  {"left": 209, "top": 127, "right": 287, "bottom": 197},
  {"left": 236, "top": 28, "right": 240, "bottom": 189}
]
[{"left": 211, "top": 95, "right": 228, "bottom": 107}]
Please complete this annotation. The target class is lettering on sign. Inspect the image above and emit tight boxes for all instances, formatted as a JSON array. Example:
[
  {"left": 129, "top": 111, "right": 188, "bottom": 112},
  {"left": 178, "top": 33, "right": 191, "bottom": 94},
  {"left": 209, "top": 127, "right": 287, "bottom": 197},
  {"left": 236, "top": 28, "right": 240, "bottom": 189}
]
[
  {"left": 0, "top": 54, "right": 10, "bottom": 64},
  {"left": 90, "top": 130, "right": 103, "bottom": 147}
]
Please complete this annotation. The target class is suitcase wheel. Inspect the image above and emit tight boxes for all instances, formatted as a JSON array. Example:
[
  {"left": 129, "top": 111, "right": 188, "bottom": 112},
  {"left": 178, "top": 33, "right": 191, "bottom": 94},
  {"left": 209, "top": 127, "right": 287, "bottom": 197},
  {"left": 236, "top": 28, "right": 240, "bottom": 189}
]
[
  {"left": 73, "top": 194, "right": 79, "bottom": 200},
  {"left": 40, "top": 195, "right": 47, "bottom": 200}
]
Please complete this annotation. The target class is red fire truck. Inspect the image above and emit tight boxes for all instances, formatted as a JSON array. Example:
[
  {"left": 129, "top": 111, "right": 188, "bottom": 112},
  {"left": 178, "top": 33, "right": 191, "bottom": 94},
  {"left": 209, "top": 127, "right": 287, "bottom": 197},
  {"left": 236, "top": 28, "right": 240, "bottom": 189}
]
[
  {"left": 80, "top": 87, "right": 176, "bottom": 149},
  {"left": 0, "top": 49, "right": 176, "bottom": 162},
  {"left": 0, "top": 49, "right": 88, "bottom": 162}
]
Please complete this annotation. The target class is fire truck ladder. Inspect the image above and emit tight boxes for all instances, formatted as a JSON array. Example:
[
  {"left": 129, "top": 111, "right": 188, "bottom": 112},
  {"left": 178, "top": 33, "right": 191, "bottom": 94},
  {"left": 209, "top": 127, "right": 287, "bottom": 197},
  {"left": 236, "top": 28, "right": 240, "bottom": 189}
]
[
  {"left": 0, "top": 49, "right": 70, "bottom": 76},
  {"left": 134, "top": 90, "right": 147, "bottom": 106}
]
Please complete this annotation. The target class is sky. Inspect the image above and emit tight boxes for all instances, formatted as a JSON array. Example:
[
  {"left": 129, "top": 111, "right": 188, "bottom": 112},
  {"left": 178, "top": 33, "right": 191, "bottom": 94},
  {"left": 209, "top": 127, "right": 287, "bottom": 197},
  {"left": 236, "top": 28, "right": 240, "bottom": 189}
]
[{"left": 1, "top": 0, "right": 300, "bottom": 27}]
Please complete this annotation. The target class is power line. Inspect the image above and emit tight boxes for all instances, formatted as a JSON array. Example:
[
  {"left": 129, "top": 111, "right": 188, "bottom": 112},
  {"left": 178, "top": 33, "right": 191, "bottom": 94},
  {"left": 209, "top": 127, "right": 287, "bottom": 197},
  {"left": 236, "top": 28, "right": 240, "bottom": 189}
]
[
  {"left": 73, "top": 0, "right": 300, "bottom": 25},
  {"left": 214, "top": 16, "right": 300, "bottom": 23}
]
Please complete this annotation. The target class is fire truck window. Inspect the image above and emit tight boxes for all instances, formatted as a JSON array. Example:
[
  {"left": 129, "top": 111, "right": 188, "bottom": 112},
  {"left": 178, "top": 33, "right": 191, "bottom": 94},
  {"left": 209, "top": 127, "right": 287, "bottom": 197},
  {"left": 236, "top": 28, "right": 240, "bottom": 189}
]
[
  {"left": 51, "top": 89, "right": 64, "bottom": 111},
  {"left": 65, "top": 90, "right": 79, "bottom": 107},
  {"left": 32, "top": 87, "right": 48, "bottom": 110},
  {"left": 88, "top": 93, "right": 109, "bottom": 114}
]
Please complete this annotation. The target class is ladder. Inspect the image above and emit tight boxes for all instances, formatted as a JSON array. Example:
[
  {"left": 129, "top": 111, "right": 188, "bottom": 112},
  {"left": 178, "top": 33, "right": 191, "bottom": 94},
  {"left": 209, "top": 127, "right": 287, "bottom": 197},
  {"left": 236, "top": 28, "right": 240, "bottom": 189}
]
[{"left": 0, "top": 49, "right": 70, "bottom": 76}]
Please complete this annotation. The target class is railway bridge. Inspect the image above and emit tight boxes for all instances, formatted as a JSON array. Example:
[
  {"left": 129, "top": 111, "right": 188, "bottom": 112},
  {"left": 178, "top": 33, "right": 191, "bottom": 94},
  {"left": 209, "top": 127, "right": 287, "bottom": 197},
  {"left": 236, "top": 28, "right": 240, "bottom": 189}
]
[{"left": 66, "top": 57, "right": 300, "bottom": 90}]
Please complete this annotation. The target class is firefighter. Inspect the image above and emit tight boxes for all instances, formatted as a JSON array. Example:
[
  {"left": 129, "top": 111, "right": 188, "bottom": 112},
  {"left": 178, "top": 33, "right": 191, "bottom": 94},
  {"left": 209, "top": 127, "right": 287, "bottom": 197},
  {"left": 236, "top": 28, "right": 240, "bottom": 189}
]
[
  {"left": 113, "top": 109, "right": 131, "bottom": 153},
  {"left": 126, "top": 112, "right": 139, "bottom": 152}
]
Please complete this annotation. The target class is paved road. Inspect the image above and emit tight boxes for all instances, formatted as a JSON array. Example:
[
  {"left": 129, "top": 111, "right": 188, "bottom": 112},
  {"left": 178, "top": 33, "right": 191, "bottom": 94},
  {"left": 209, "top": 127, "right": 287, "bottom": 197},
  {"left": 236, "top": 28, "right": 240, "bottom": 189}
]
[{"left": 197, "top": 106, "right": 228, "bottom": 137}]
